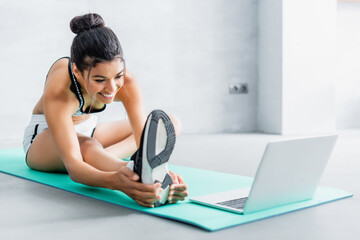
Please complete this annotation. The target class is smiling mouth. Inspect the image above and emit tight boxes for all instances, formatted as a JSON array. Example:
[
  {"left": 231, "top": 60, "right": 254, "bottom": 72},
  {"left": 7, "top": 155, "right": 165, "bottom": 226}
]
[{"left": 99, "top": 92, "right": 115, "bottom": 99}]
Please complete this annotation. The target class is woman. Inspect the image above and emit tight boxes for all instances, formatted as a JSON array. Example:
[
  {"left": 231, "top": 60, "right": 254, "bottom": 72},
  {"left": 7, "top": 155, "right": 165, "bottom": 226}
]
[{"left": 22, "top": 13, "right": 188, "bottom": 208}]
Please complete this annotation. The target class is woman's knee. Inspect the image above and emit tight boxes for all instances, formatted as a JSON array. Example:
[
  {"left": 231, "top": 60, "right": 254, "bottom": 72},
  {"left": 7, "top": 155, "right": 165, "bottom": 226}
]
[
  {"left": 169, "top": 114, "right": 182, "bottom": 136},
  {"left": 79, "top": 137, "right": 102, "bottom": 158}
]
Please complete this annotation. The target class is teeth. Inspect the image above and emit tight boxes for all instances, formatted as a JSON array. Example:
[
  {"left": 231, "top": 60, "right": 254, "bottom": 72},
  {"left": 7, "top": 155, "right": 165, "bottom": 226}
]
[{"left": 100, "top": 93, "right": 115, "bottom": 98}]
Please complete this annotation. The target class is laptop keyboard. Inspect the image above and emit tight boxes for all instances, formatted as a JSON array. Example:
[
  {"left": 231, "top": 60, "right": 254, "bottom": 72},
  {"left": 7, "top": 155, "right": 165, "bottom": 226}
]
[{"left": 216, "top": 197, "right": 248, "bottom": 210}]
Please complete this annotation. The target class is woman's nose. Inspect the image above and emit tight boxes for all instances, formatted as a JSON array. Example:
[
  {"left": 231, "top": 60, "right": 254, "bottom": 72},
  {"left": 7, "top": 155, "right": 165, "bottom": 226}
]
[{"left": 107, "top": 79, "right": 117, "bottom": 92}]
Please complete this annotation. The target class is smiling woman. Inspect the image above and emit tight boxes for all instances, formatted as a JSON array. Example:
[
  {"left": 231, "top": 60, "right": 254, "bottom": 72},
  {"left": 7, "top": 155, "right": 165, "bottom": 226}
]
[
  {"left": 77, "top": 59, "right": 125, "bottom": 106},
  {"left": 22, "top": 13, "right": 187, "bottom": 208}
]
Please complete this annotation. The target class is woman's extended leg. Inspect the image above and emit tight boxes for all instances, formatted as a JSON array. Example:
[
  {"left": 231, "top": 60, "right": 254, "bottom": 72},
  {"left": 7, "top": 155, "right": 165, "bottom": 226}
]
[
  {"left": 92, "top": 119, "right": 137, "bottom": 159},
  {"left": 93, "top": 115, "right": 182, "bottom": 158}
]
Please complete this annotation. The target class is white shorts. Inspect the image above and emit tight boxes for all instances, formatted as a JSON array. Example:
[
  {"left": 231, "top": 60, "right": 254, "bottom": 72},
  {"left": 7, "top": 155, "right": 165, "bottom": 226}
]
[{"left": 22, "top": 114, "right": 98, "bottom": 155}]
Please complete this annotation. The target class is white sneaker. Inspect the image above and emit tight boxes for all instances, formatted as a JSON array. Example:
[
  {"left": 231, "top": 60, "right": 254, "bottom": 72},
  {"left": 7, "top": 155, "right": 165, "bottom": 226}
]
[{"left": 131, "top": 110, "right": 176, "bottom": 207}]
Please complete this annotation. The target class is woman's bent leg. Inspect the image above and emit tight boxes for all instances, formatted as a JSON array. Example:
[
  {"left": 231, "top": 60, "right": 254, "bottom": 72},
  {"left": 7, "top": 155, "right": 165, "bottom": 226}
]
[
  {"left": 26, "top": 129, "right": 128, "bottom": 173},
  {"left": 26, "top": 129, "right": 67, "bottom": 172}
]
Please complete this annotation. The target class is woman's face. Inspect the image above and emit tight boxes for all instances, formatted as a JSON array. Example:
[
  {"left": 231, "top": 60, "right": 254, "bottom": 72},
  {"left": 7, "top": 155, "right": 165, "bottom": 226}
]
[{"left": 79, "top": 58, "right": 125, "bottom": 104}]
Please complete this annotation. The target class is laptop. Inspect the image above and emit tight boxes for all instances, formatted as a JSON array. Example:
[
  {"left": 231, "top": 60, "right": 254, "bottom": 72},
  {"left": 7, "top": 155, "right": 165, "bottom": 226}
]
[{"left": 190, "top": 135, "right": 338, "bottom": 214}]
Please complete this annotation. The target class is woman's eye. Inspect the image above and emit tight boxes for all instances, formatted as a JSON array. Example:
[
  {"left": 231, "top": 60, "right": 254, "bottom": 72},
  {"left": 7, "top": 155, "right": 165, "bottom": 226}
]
[
  {"left": 115, "top": 75, "right": 123, "bottom": 79},
  {"left": 95, "top": 79, "right": 105, "bottom": 83}
]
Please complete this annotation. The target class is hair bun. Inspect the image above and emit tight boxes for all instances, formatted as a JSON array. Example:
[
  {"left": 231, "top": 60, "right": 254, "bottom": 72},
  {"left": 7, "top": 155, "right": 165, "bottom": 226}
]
[{"left": 70, "top": 13, "right": 105, "bottom": 34}]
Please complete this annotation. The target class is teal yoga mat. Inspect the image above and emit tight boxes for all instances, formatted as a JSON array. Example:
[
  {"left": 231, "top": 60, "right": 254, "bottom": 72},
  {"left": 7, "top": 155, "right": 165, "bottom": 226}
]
[{"left": 0, "top": 148, "right": 353, "bottom": 231}]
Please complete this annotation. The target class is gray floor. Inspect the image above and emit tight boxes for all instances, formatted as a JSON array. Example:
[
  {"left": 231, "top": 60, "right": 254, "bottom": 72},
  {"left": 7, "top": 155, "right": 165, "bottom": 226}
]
[{"left": 0, "top": 131, "right": 359, "bottom": 239}]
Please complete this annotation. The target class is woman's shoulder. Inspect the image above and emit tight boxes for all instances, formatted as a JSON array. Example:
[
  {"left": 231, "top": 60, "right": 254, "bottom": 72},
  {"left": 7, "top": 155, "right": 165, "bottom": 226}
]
[
  {"left": 44, "top": 57, "right": 72, "bottom": 95},
  {"left": 46, "top": 57, "right": 70, "bottom": 79}
]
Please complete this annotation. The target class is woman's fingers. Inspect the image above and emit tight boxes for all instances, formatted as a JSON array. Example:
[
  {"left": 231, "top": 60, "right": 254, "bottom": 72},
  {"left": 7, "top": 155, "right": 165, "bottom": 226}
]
[
  {"left": 129, "top": 182, "right": 162, "bottom": 200},
  {"left": 169, "top": 170, "right": 180, "bottom": 184},
  {"left": 169, "top": 188, "right": 188, "bottom": 197},
  {"left": 176, "top": 174, "right": 186, "bottom": 185},
  {"left": 169, "top": 171, "right": 187, "bottom": 186},
  {"left": 167, "top": 183, "right": 188, "bottom": 203},
  {"left": 119, "top": 166, "right": 140, "bottom": 181},
  {"left": 132, "top": 181, "right": 161, "bottom": 194},
  {"left": 166, "top": 173, "right": 189, "bottom": 204},
  {"left": 136, "top": 199, "right": 155, "bottom": 208},
  {"left": 168, "top": 194, "right": 186, "bottom": 203},
  {"left": 168, "top": 189, "right": 188, "bottom": 202},
  {"left": 170, "top": 184, "right": 187, "bottom": 191}
]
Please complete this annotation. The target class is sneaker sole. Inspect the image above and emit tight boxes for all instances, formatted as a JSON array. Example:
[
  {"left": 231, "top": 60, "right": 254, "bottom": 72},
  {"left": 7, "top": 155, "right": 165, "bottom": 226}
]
[
  {"left": 142, "top": 110, "right": 176, "bottom": 184},
  {"left": 142, "top": 110, "right": 176, "bottom": 206}
]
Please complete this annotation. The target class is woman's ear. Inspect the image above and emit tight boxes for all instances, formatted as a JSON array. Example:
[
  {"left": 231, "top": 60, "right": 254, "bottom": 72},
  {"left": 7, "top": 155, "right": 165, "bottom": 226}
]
[{"left": 72, "top": 63, "right": 81, "bottom": 79}]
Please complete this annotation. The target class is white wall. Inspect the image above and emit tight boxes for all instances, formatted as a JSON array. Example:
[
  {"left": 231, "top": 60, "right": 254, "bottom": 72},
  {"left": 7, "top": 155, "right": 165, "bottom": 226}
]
[
  {"left": 0, "top": 0, "right": 259, "bottom": 143},
  {"left": 336, "top": 2, "right": 360, "bottom": 129},
  {"left": 257, "top": 0, "right": 283, "bottom": 133},
  {"left": 258, "top": 0, "right": 337, "bottom": 134},
  {"left": 1, "top": 0, "right": 359, "bottom": 144},
  {"left": 282, "top": 0, "right": 336, "bottom": 134}
]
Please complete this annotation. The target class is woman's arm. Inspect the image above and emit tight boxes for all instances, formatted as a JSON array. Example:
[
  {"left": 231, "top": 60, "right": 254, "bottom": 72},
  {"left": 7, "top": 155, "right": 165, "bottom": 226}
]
[
  {"left": 43, "top": 71, "right": 115, "bottom": 187},
  {"left": 115, "top": 70, "right": 147, "bottom": 147},
  {"left": 42, "top": 67, "right": 161, "bottom": 207}
]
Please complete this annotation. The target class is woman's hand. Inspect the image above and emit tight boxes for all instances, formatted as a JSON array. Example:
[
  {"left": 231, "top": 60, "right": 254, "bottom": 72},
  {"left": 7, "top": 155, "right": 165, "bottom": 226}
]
[
  {"left": 111, "top": 166, "right": 162, "bottom": 207},
  {"left": 110, "top": 167, "right": 188, "bottom": 207},
  {"left": 167, "top": 171, "right": 189, "bottom": 204}
]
